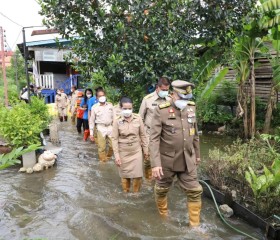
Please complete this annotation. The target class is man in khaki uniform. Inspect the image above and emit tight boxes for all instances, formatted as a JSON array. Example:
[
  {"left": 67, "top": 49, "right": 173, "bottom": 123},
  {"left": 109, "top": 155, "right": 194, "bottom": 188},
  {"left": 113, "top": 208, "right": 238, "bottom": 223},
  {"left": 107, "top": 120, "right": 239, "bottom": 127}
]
[
  {"left": 55, "top": 88, "right": 69, "bottom": 122},
  {"left": 89, "top": 90, "right": 114, "bottom": 162},
  {"left": 139, "top": 77, "right": 171, "bottom": 181},
  {"left": 149, "top": 80, "right": 203, "bottom": 227}
]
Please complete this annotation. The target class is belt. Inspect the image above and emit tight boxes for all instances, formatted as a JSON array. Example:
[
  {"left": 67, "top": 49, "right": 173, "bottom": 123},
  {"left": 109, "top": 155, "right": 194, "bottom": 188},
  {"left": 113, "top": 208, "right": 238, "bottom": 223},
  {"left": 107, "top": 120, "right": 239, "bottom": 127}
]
[{"left": 96, "top": 123, "right": 112, "bottom": 127}]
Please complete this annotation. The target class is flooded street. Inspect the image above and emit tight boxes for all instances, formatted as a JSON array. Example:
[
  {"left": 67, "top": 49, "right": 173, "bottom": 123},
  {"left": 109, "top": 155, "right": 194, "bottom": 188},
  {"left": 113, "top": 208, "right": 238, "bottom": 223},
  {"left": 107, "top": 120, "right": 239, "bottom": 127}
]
[{"left": 0, "top": 122, "right": 263, "bottom": 239}]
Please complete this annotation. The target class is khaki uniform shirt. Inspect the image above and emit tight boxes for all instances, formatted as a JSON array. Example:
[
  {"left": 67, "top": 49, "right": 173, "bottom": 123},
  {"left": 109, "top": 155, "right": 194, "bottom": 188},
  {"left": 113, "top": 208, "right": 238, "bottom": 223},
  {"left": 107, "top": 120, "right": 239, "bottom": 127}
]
[
  {"left": 55, "top": 93, "right": 68, "bottom": 108},
  {"left": 113, "top": 105, "right": 122, "bottom": 119},
  {"left": 149, "top": 100, "right": 200, "bottom": 173},
  {"left": 89, "top": 102, "right": 114, "bottom": 137},
  {"left": 70, "top": 90, "right": 79, "bottom": 114},
  {"left": 112, "top": 113, "right": 149, "bottom": 159},
  {"left": 139, "top": 91, "right": 171, "bottom": 133}
]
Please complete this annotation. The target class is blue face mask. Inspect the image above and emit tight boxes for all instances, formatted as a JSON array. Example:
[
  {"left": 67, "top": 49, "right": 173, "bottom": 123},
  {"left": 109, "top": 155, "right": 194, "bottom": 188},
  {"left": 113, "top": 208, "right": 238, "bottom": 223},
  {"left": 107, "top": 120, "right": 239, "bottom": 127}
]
[
  {"left": 178, "top": 92, "right": 193, "bottom": 100},
  {"left": 158, "top": 90, "right": 169, "bottom": 99}
]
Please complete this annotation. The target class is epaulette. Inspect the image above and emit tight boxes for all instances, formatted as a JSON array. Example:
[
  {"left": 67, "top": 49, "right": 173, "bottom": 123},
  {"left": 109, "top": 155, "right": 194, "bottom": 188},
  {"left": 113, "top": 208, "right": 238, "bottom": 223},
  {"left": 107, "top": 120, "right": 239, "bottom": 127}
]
[
  {"left": 92, "top": 103, "right": 99, "bottom": 108},
  {"left": 187, "top": 101, "right": 195, "bottom": 106},
  {"left": 144, "top": 93, "right": 154, "bottom": 100},
  {"left": 116, "top": 115, "right": 122, "bottom": 120},
  {"left": 133, "top": 113, "right": 140, "bottom": 117},
  {"left": 159, "top": 101, "right": 171, "bottom": 109}
]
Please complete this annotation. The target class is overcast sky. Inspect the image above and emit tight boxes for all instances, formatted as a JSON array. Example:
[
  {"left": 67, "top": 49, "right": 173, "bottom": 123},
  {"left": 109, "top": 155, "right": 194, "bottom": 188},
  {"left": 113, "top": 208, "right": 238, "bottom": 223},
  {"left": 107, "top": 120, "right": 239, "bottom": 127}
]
[{"left": 0, "top": 0, "right": 61, "bottom": 50}]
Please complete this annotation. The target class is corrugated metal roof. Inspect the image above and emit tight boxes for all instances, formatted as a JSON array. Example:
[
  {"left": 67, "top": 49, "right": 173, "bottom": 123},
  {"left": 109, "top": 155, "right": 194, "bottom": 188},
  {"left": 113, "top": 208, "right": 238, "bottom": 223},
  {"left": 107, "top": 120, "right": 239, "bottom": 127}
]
[{"left": 25, "top": 38, "right": 71, "bottom": 47}]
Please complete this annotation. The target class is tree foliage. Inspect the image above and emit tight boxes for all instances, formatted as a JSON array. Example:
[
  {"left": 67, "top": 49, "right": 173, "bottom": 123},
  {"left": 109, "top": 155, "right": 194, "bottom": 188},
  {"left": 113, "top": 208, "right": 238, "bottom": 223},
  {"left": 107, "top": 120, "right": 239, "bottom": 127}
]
[{"left": 39, "top": 0, "right": 256, "bottom": 101}]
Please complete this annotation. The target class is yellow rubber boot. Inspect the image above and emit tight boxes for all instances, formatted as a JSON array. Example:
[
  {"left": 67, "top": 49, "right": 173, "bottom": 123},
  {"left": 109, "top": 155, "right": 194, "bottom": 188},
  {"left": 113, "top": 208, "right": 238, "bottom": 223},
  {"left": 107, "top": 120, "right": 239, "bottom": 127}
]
[
  {"left": 106, "top": 147, "right": 113, "bottom": 161},
  {"left": 98, "top": 152, "right": 107, "bottom": 162},
  {"left": 185, "top": 185, "right": 203, "bottom": 227},
  {"left": 121, "top": 178, "right": 131, "bottom": 192},
  {"left": 155, "top": 185, "right": 169, "bottom": 217},
  {"left": 144, "top": 159, "right": 152, "bottom": 181},
  {"left": 132, "top": 178, "right": 142, "bottom": 193},
  {"left": 187, "top": 201, "right": 202, "bottom": 227},
  {"left": 144, "top": 167, "right": 152, "bottom": 181}
]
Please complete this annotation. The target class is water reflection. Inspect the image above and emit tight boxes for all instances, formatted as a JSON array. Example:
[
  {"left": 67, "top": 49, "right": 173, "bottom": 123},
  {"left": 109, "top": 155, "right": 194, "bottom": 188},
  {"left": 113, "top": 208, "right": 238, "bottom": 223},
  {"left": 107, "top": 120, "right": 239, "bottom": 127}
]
[{"left": 0, "top": 122, "right": 263, "bottom": 239}]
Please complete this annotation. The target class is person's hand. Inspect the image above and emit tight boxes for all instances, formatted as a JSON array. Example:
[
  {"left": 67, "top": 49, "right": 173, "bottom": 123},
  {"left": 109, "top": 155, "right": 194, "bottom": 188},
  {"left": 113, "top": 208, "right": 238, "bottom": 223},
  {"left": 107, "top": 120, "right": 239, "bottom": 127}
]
[
  {"left": 90, "top": 136, "right": 95, "bottom": 142},
  {"left": 115, "top": 157, "right": 121, "bottom": 167},
  {"left": 196, "top": 158, "right": 201, "bottom": 165},
  {"left": 152, "top": 167, "right": 164, "bottom": 180}
]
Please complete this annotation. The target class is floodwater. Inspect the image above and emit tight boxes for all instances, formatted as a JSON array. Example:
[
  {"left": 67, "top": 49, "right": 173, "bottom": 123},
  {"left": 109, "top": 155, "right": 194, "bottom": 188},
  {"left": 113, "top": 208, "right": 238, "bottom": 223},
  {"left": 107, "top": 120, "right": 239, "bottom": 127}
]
[{"left": 0, "top": 122, "right": 264, "bottom": 240}]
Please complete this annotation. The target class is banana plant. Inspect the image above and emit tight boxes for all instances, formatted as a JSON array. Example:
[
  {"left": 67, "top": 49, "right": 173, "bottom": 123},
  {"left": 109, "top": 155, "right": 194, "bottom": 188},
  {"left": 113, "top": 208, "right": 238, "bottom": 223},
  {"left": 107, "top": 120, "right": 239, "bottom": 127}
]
[{"left": 245, "top": 160, "right": 280, "bottom": 212}]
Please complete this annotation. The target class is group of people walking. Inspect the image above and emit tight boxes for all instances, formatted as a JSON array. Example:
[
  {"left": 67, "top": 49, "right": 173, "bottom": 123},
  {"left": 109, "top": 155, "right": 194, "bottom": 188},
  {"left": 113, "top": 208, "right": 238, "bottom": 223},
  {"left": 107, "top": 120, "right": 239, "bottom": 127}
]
[{"left": 57, "top": 77, "right": 203, "bottom": 227}]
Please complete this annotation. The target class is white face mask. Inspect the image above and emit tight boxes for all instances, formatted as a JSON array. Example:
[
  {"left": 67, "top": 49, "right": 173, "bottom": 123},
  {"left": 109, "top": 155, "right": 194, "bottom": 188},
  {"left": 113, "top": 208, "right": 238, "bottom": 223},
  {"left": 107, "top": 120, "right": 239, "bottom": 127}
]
[
  {"left": 99, "top": 96, "right": 106, "bottom": 103},
  {"left": 174, "top": 100, "right": 188, "bottom": 110},
  {"left": 158, "top": 90, "right": 169, "bottom": 99},
  {"left": 86, "top": 94, "right": 92, "bottom": 98},
  {"left": 122, "top": 109, "right": 133, "bottom": 118},
  {"left": 178, "top": 92, "right": 193, "bottom": 99}
]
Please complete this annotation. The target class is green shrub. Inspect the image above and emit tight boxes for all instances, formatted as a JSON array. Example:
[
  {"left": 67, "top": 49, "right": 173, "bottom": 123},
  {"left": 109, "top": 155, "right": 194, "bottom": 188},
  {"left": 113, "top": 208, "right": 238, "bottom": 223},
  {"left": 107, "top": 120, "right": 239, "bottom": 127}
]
[
  {"left": 28, "top": 96, "right": 52, "bottom": 129},
  {"left": 0, "top": 103, "right": 43, "bottom": 147},
  {"left": 202, "top": 136, "right": 279, "bottom": 217},
  {"left": 197, "top": 81, "right": 236, "bottom": 126}
]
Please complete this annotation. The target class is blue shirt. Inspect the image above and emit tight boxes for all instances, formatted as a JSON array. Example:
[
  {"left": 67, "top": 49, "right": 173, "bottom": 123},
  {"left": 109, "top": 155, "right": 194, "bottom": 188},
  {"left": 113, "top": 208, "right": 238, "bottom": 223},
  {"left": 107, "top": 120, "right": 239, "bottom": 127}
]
[
  {"left": 88, "top": 96, "right": 98, "bottom": 111},
  {"left": 80, "top": 98, "right": 90, "bottom": 120}
]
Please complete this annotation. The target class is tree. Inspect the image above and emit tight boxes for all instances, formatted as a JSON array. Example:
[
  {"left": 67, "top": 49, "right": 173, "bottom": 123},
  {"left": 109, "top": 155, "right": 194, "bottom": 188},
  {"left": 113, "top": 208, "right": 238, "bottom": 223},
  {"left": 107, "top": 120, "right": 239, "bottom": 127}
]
[
  {"left": 39, "top": 0, "right": 256, "bottom": 108},
  {"left": 260, "top": 0, "right": 280, "bottom": 133}
]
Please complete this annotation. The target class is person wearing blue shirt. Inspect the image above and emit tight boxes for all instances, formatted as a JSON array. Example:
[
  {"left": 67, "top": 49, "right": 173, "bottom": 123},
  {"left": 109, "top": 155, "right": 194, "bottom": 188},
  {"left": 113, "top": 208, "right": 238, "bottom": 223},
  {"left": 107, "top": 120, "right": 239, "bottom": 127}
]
[{"left": 80, "top": 88, "right": 94, "bottom": 141}]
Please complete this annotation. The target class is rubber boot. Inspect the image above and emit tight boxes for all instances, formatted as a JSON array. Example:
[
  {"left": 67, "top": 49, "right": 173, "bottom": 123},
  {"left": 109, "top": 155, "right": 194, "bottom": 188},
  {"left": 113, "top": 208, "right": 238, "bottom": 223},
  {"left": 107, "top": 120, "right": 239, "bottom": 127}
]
[
  {"left": 59, "top": 116, "right": 63, "bottom": 122},
  {"left": 98, "top": 152, "right": 107, "bottom": 162},
  {"left": 144, "top": 167, "right": 152, "bottom": 181},
  {"left": 64, "top": 116, "right": 68, "bottom": 122},
  {"left": 155, "top": 184, "right": 169, "bottom": 217},
  {"left": 185, "top": 185, "right": 203, "bottom": 227},
  {"left": 132, "top": 178, "right": 142, "bottom": 193},
  {"left": 83, "top": 129, "right": 90, "bottom": 141},
  {"left": 144, "top": 159, "right": 152, "bottom": 181},
  {"left": 106, "top": 148, "right": 113, "bottom": 161},
  {"left": 187, "top": 201, "right": 202, "bottom": 227},
  {"left": 121, "top": 178, "right": 130, "bottom": 192}
]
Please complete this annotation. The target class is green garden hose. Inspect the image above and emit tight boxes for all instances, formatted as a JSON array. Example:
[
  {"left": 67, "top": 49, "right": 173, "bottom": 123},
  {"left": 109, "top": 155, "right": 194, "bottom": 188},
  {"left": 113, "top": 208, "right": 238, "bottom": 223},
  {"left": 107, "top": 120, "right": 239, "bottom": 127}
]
[{"left": 199, "top": 180, "right": 260, "bottom": 240}]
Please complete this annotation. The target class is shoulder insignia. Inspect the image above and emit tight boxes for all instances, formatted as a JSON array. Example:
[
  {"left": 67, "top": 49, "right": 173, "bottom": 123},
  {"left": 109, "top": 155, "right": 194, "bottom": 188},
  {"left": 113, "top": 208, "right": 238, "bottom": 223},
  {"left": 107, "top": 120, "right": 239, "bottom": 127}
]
[
  {"left": 133, "top": 113, "right": 140, "bottom": 117},
  {"left": 159, "top": 101, "right": 171, "bottom": 109},
  {"left": 187, "top": 101, "right": 196, "bottom": 106},
  {"left": 144, "top": 93, "right": 153, "bottom": 100}
]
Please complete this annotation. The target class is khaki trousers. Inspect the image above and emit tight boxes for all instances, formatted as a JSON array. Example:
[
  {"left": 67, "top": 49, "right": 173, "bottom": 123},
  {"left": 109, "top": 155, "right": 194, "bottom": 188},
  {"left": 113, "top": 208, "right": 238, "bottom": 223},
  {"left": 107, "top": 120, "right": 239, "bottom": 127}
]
[{"left": 97, "top": 130, "right": 113, "bottom": 159}]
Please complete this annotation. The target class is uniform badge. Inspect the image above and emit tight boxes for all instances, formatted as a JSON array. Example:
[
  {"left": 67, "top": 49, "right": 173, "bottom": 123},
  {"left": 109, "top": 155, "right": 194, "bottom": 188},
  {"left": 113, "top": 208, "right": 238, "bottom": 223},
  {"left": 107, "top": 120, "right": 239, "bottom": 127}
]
[
  {"left": 168, "top": 108, "right": 176, "bottom": 119},
  {"left": 152, "top": 103, "right": 157, "bottom": 106},
  {"left": 189, "top": 128, "right": 195, "bottom": 136},
  {"left": 118, "top": 120, "right": 124, "bottom": 125},
  {"left": 188, "top": 118, "right": 192, "bottom": 123}
]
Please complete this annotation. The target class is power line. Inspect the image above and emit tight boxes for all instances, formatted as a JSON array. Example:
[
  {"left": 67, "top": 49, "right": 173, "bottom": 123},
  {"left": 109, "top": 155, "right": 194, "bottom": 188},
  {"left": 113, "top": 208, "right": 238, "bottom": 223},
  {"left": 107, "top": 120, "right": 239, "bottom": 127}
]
[
  {"left": 0, "top": 12, "right": 23, "bottom": 28},
  {"left": 10, "top": 31, "right": 22, "bottom": 50}
]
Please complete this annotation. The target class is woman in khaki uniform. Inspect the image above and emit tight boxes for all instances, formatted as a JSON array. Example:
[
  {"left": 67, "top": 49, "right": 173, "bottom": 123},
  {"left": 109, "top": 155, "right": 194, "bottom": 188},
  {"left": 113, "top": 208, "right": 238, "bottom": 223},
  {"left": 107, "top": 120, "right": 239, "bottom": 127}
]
[{"left": 112, "top": 97, "right": 149, "bottom": 193}]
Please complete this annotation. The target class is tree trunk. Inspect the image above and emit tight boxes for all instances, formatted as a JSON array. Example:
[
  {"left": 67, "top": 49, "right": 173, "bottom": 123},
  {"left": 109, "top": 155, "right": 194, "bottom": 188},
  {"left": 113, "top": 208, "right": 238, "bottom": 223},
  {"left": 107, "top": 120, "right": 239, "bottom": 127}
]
[
  {"left": 263, "top": 86, "right": 277, "bottom": 133},
  {"left": 243, "top": 85, "right": 249, "bottom": 139},
  {"left": 237, "top": 82, "right": 249, "bottom": 139},
  {"left": 249, "top": 56, "right": 256, "bottom": 138}
]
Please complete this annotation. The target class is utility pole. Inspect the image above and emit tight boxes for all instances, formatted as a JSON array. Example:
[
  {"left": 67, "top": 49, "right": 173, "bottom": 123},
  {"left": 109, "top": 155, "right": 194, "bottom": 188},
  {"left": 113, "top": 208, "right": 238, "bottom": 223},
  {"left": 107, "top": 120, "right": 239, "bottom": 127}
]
[
  {"left": 15, "top": 52, "right": 19, "bottom": 93},
  {"left": 22, "top": 27, "right": 31, "bottom": 103},
  {"left": 0, "top": 26, "right": 8, "bottom": 107}
]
